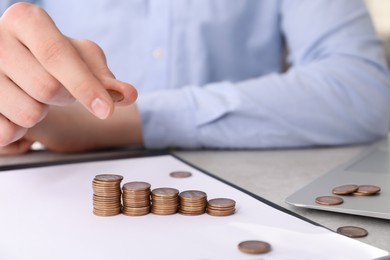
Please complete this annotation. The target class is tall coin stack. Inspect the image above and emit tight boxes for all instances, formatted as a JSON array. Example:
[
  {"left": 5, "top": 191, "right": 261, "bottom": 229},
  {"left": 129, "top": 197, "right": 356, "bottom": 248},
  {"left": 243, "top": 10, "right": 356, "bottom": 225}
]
[
  {"left": 179, "top": 190, "right": 207, "bottom": 216},
  {"left": 151, "top": 188, "right": 179, "bottom": 215},
  {"left": 122, "top": 182, "right": 151, "bottom": 216},
  {"left": 92, "top": 174, "right": 123, "bottom": 216}
]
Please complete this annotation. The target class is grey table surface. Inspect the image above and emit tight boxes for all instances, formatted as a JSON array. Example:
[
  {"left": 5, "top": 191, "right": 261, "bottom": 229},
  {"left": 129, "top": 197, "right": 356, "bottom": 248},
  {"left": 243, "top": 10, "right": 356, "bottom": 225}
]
[{"left": 0, "top": 144, "right": 389, "bottom": 253}]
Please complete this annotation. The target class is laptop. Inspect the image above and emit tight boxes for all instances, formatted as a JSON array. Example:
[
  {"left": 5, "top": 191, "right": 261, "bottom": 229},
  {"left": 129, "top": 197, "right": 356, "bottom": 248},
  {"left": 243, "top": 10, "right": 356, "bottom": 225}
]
[{"left": 285, "top": 137, "right": 390, "bottom": 219}]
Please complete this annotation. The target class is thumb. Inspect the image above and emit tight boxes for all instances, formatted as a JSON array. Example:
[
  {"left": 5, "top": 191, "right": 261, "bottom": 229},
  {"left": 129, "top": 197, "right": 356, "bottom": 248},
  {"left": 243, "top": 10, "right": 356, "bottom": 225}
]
[{"left": 69, "top": 38, "right": 137, "bottom": 106}]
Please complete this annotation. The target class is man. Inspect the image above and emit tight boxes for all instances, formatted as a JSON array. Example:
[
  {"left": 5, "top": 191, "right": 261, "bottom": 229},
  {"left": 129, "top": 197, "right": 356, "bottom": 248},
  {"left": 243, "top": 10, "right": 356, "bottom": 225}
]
[{"left": 0, "top": 0, "right": 389, "bottom": 154}]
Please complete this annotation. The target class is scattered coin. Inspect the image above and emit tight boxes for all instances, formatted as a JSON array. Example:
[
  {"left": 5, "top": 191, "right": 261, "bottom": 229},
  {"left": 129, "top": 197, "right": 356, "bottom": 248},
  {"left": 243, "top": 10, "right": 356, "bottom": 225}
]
[
  {"left": 207, "top": 198, "right": 236, "bottom": 216},
  {"left": 315, "top": 195, "right": 344, "bottom": 206},
  {"left": 238, "top": 240, "right": 272, "bottom": 254},
  {"left": 92, "top": 174, "right": 123, "bottom": 216},
  {"left": 107, "top": 89, "right": 124, "bottom": 102},
  {"left": 169, "top": 171, "right": 192, "bottom": 178},
  {"left": 353, "top": 185, "right": 381, "bottom": 196},
  {"left": 336, "top": 226, "right": 368, "bottom": 238},
  {"left": 332, "top": 184, "right": 359, "bottom": 195}
]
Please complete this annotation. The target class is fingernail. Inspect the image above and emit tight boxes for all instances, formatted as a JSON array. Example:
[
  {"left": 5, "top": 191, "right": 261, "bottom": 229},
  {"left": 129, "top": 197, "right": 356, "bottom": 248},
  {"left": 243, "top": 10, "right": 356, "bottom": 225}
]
[{"left": 91, "top": 98, "right": 110, "bottom": 119}]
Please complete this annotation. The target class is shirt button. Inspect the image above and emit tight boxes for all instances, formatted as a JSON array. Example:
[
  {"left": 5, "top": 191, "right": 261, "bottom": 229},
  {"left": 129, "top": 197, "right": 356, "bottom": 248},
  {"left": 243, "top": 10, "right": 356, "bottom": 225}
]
[{"left": 152, "top": 48, "right": 164, "bottom": 60}]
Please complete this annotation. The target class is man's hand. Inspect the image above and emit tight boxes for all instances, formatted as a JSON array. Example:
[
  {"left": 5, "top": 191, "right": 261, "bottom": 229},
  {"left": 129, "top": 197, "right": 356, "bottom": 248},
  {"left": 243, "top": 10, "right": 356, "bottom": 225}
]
[
  {"left": 0, "top": 103, "right": 143, "bottom": 155},
  {"left": 0, "top": 2, "right": 137, "bottom": 147}
]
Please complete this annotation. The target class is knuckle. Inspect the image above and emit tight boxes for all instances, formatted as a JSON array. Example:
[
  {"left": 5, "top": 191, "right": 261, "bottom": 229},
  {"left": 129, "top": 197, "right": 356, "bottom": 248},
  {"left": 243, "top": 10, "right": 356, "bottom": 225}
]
[
  {"left": 32, "top": 75, "right": 62, "bottom": 103},
  {"left": 2, "top": 2, "right": 40, "bottom": 28},
  {"left": 40, "top": 38, "right": 68, "bottom": 65},
  {"left": 17, "top": 103, "right": 48, "bottom": 128},
  {"left": 0, "top": 122, "right": 23, "bottom": 147},
  {"left": 71, "top": 78, "right": 93, "bottom": 99},
  {"left": 0, "top": 126, "right": 13, "bottom": 146},
  {"left": 79, "top": 39, "right": 108, "bottom": 65},
  {"left": 80, "top": 39, "right": 105, "bottom": 58}
]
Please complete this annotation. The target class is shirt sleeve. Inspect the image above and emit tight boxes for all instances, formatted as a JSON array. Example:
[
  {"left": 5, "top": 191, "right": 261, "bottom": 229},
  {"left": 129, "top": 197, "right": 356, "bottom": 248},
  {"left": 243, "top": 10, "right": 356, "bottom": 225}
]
[{"left": 137, "top": 0, "right": 390, "bottom": 149}]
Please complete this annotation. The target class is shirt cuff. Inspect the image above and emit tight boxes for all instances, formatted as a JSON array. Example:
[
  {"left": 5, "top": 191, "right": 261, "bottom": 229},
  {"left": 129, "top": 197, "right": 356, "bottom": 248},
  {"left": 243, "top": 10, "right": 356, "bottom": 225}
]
[
  {"left": 137, "top": 88, "right": 199, "bottom": 149},
  {"left": 137, "top": 81, "right": 239, "bottom": 149}
]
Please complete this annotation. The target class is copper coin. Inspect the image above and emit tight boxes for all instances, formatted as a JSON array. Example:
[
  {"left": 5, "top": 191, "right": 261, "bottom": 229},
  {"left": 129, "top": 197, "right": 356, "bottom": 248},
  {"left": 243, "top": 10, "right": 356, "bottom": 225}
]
[
  {"left": 332, "top": 184, "right": 359, "bottom": 195},
  {"left": 238, "top": 240, "right": 271, "bottom": 254},
  {"left": 336, "top": 226, "right": 368, "bottom": 238},
  {"left": 169, "top": 171, "right": 192, "bottom": 178},
  {"left": 179, "top": 190, "right": 207, "bottom": 199},
  {"left": 94, "top": 174, "right": 123, "bottom": 182},
  {"left": 208, "top": 198, "right": 236, "bottom": 208},
  {"left": 123, "top": 182, "right": 151, "bottom": 191},
  {"left": 107, "top": 89, "right": 124, "bottom": 102},
  {"left": 152, "top": 188, "right": 179, "bottom": 197},
  {"left": 315, "top": 196, "right": 344, "bottom": 206},
  {"left": 207, "top": 209, "right": 235, "bottom": 217},
  {"left": 355, "top": 185, "right": 381, "bottom": 195}
]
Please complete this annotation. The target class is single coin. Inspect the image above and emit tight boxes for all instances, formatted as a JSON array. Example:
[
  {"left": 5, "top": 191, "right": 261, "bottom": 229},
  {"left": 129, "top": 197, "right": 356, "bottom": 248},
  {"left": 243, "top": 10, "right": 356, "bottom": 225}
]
[
  {"left": 152, "top": 188, "right": 179, "bottom": 197},
  {"left": 238, "top": 240, "right": 271, "bottom": 254},
  {"left": 169, "top": 171, "right": 192, "bottom": 178},
  {"left": 94, "top": 174, "right": 123, "bottom": 182},
  {"left": 107, "top": 89, "right": 124, "bottom": 102},
  {"left": 123, "top": 182, "right": 151, "bottom": 191},
  {"left": 315, "top": 196, "right": 344, "bottom": 206},
  {"left": 336, "top": 226, "right": 368, "bottom": 238},
  {"left": 354, "top": 185, "right": 381, "bottom": 195},
  {"left": 179, "top": 190, "right": 207, "bottom": 199},
  {"left": 208, "top": 198, "right": 236, "bottom": 208},
  {"left": 332, "top": 184, "right": 359, "bottom": 195}
]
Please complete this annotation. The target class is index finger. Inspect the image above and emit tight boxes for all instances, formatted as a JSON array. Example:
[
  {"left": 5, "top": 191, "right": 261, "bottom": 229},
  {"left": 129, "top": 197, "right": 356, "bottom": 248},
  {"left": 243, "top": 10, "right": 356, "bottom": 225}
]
[{"left": 2, "top": 3, "right": 114, "bottom": 119}]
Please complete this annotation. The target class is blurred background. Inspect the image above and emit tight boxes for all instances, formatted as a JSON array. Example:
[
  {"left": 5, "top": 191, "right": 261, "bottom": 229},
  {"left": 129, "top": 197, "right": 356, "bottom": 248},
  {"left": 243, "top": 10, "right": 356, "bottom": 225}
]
[{"left": 365, "top": 0, "right": 390, "bottom": 64}]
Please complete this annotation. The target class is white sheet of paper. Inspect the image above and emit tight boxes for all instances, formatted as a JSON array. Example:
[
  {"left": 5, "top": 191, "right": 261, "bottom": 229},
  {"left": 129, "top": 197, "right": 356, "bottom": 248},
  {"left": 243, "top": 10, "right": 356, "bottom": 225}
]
[{"left": 0, "top": 155, "right": 388, "bottom": 260}]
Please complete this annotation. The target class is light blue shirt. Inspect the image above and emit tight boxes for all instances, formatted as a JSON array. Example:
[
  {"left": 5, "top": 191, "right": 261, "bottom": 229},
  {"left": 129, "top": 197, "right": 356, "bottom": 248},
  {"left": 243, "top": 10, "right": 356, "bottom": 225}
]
[{"left": 2, "top": 0, "right": 390, "bottom": 148}]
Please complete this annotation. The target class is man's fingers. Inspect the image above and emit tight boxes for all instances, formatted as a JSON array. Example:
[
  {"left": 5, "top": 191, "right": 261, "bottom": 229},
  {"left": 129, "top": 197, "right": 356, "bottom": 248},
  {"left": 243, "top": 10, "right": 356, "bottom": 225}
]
[
  {"left": 2, "top": 3, "right": 114, "bottom": 119},
  {"left": 0, "top": 25, "right": 74, "bottom": 106},
  {"left": 0, "top": 137, "right": 34, "bottom": 155},
  {"left": 70, "top": 39, "right": 138, "bottom": 106},
  {"left": 0, "top": 114, "right": 28, "bottom": 146},
  {"left": 0, "top": 74, "right": 48, "bottom": 128}
]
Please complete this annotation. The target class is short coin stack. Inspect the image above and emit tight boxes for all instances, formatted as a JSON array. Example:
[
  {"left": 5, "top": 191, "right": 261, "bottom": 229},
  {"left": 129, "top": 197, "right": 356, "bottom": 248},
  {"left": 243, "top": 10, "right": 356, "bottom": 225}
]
[
  {"left": 207, "top": 198, "right": 236, "bottom": 216},
  {"left": 122, "top": 182, "right": 151, "bottom": 216},
  {"left": 179, "top": 190, "right": 207, "bottom": 215},
  {"left": 151, "top": 188, "right": 180, "bottom": 215},
  {"left": 92, "top": 174, "right": 123, "bottom": 216}
]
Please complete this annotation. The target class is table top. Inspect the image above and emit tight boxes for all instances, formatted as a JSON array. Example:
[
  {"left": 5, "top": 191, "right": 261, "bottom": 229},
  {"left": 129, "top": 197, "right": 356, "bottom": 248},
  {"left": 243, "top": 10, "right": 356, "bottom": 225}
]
[{"left": 0, "top": 143, "right": 389, "bottom": 253}]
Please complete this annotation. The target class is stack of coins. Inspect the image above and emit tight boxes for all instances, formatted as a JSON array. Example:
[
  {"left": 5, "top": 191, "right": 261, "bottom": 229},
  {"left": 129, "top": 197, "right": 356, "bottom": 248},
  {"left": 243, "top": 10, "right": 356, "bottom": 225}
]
[
  {"left": 151, "top": 188, "right": 179, "bottom": 215},
  {"left": 122, "top": 182, "right": 151, "bottom": 216},
  {"left": 207, "top": 198, "right": 236, "bottom": 216},
  {"left": 92, "top": 174, "right": 123, "bottom": 216},
  {"left": 179, "top": 190, "right": 207, "bottom": 215}
]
